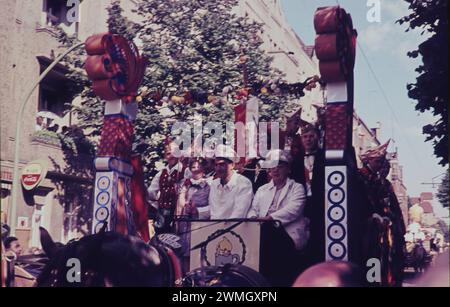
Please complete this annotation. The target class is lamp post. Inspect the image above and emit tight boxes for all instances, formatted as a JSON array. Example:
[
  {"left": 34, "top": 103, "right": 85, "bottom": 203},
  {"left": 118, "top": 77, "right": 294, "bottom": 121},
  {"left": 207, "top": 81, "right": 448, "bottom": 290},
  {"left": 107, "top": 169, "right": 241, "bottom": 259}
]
[
  {"left": 8, "top": 42, "right": 85, "bottom": 236},
  {"left": 421, "top": 172, "right": 446, "bottom": 188},
  {"left": 267, "top": 50, "right": 295, "bottom": 55}
]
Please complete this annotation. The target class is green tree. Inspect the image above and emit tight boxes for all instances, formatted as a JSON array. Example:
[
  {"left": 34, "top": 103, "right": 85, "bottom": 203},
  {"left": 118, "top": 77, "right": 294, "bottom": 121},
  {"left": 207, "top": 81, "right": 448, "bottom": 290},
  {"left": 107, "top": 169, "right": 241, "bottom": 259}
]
[
  {"left": 57, "top": 0, "right": 305, "bottom": 184},
  {"left": 436, "top": 171, "right": 449, "bottom": 208},
  {"left": 398, "top": 0, "right": 449, "bottom": 166}
]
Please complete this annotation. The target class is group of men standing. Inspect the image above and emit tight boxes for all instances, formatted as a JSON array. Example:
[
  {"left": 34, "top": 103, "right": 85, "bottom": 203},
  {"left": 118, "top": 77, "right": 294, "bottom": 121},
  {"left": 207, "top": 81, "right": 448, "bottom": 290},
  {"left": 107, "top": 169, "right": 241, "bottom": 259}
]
[
  {"left": 144, "top": 109, "right": 326, "bottom": 282},
  {"left": 145, "top": 108, "right": 406, "bottom": 286}
]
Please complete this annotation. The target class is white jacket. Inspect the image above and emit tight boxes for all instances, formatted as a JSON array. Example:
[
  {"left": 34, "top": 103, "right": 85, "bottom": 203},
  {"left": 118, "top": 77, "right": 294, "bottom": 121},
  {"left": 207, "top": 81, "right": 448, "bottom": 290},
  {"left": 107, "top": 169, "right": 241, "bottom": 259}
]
[
  {"left": 209, "top": 171, "right": 254, "bottom": 219},
  {"left": 248, "top": 178, "right": 309, "bottom": 250}
]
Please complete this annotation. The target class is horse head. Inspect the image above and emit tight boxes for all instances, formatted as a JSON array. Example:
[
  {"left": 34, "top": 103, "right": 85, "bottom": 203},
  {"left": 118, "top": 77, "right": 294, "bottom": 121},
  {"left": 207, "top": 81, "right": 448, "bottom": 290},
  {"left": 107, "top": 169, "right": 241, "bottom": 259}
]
[{"left": 37, "top": 225, "right": 177, "bottom": 287}]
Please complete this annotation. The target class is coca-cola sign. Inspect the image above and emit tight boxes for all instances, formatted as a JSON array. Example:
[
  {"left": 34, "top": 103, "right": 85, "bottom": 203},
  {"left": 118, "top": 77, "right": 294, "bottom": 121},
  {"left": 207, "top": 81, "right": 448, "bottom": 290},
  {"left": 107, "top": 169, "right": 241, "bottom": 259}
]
[{"left": 21, "top": 160, "right": 48, "bottom": 191}]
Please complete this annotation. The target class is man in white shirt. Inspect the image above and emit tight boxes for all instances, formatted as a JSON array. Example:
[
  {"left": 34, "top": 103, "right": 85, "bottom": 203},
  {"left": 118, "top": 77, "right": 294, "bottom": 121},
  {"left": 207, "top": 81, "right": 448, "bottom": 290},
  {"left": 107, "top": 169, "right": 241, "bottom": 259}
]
[
  {"left": 248, "top": 149, "right": 307, "bottom": 250},
  {"left": 248, "top": 149, "right": 308, "bottom": 286},
  {"left": 208, "top": 145, "right": 253, "bottom": 219}
]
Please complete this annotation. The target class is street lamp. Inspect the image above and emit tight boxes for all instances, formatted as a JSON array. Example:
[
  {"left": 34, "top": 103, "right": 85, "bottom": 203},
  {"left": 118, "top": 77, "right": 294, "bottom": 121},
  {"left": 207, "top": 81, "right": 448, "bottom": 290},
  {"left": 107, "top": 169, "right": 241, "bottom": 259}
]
[
  {"left": 8, "top": 42, "right": 85, "bottom": 236},
  {"left": 421, "top": 172, "right": 447, "bottom": 188},
  {"left": 267, "top": 50, "right": 295, "bottom": 55}
]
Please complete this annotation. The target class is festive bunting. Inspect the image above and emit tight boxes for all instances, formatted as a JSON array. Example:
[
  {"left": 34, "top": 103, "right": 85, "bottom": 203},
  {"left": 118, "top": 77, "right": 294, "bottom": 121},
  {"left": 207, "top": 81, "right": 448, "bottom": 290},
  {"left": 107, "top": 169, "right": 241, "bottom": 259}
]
[{"left": 136, "top": 75, "right": 323, "bottom": 106}]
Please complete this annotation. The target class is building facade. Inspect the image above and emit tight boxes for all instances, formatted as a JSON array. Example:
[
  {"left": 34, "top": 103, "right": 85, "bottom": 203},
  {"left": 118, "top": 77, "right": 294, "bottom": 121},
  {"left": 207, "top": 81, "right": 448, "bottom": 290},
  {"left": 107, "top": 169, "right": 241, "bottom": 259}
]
[
  {"left": 1, "top": 0, "right": 323, "bottom": 248},
  {"left": 236, "top": 0, "right": 324, "bottom": 123},
  {"left": 0, "top": 0, "right": 117, "bottom": 248},
  {"left": 1, "top": 0, "right": 410, "bottom": 249}
]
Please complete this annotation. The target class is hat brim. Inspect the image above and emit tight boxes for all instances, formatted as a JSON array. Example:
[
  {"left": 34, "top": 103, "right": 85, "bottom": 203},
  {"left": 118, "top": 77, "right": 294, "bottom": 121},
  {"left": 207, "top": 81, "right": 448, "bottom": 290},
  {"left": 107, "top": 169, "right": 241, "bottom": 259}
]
[
  {"left": 260, "top": 160, "right": 289, "bottom": 169},
  {"left": 215, "top": 156, "right": 238, "bottom": 164}
]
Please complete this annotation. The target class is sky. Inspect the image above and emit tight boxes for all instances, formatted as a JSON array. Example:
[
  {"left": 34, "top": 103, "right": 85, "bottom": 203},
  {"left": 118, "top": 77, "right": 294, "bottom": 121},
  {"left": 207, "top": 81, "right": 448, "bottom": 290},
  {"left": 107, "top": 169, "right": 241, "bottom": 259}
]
[{"left": 281, "top": 0, "right": 448, "bottom": 218}]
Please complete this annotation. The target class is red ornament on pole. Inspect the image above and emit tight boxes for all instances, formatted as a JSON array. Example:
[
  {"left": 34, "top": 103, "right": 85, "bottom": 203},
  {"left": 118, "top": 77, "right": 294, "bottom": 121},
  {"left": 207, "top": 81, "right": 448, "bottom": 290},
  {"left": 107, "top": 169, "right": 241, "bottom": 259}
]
[{"left": 84, "top": 33, "right": 147, "bottom": 102}]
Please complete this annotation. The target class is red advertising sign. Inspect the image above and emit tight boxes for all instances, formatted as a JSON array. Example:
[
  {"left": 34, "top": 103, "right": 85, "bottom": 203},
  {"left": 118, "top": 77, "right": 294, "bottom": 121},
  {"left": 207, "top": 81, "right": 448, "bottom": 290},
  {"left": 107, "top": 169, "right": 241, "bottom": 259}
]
[{"left": 21, "top": 160, "right": 48, "bottom": 191}]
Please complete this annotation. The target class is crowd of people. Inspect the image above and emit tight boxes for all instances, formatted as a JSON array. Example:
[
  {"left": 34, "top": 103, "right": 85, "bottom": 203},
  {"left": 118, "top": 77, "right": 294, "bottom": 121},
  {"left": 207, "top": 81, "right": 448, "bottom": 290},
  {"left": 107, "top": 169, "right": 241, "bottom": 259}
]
[
  {"left": 145, "top": 109, "right": 407, "bottom": 286},
  {"left": 1, "top": 109, "right": 409, "bottom": 287}
]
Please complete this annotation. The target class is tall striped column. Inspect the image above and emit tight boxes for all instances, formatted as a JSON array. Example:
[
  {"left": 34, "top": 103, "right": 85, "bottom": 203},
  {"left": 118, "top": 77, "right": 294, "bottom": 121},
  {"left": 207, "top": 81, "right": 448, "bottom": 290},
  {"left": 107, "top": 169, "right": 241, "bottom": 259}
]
[{"left": 314, "top": 6, "right": 357, "bottom": 261}]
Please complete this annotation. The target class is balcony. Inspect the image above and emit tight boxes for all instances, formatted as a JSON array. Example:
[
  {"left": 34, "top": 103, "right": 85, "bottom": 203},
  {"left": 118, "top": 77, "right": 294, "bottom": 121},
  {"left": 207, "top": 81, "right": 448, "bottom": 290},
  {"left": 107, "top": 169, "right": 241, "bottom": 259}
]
[{"left": 31, "top": 129, "right": 61, "bottom": 148}]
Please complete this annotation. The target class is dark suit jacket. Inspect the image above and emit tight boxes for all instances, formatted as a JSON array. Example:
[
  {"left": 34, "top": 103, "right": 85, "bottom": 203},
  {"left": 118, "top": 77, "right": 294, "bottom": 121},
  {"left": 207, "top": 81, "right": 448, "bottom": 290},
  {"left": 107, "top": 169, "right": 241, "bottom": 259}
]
[
  {"left": 302, "top": 149, "right": 326, "bottom": 265},
  {"left": 241, "top": 159, "right": 269, "bottom": 193}
]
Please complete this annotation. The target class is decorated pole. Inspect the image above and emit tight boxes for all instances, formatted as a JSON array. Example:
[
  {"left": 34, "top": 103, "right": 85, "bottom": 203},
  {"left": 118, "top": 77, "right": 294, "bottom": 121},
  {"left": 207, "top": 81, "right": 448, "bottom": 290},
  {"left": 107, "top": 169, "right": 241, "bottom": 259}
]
[
  {"left": 314, "top": 6, "right": 358, "bottom": 262},
  {"left": 84, "top": 33, "right": 147, "bottom": 236}
]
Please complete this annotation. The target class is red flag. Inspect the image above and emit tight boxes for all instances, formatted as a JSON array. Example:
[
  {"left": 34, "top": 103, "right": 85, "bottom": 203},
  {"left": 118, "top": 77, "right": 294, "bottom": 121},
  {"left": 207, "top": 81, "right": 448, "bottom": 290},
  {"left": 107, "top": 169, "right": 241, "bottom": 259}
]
[
  {"left": 234, "top": 103, "right": 246, "bottom": 164},
  {"left": 131, "top": 155, "right": 150, "bottom": 242}
]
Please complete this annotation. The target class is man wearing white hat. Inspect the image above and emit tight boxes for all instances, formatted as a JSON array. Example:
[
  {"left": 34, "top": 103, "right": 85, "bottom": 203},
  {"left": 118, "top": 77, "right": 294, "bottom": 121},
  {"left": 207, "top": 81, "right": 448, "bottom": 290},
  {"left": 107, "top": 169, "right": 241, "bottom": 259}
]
[
  {"left": 248, "top": 149, "right": 308, "bottom": 250},
  {"left": 248, "top": 149, "right": 308, "bottom": 285},
  {"left": 208, "top": 145, "right": 254, "bottom": 219}
]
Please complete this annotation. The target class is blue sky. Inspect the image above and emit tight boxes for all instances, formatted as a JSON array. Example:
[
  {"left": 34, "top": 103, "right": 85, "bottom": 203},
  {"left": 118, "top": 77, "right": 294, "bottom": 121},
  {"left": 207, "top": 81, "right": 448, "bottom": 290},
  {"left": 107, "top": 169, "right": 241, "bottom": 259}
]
[{"left": 281, "top": 0, "right": 448, "bottom": 217}]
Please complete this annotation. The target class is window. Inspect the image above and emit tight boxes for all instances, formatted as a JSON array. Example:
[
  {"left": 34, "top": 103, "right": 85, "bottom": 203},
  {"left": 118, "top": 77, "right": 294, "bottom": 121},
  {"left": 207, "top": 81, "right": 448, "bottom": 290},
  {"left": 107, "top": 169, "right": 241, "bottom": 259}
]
[
  {"left": 36, "top": 56, "right": 75, "bottom": 132},
  {"left": 37, "top": 84, "right": 66, "bottom": 132},
  {"left": 39, "top": 85, "right": 65, "bottom": 115},
  {"left": 390, "top": 165, "right": 398, "bottom": 180},
  {"left": 42, "top": 0, "right": 80, "bottom": 35},
  {"left": 43, "top": 0, "right": 68, "bottom": 26}
]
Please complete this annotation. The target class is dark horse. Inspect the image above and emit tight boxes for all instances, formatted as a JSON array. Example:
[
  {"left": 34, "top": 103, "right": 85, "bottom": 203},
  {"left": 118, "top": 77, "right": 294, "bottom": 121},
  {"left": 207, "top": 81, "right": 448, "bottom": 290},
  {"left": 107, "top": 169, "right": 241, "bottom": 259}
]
[
  {"left": 405, "top": 243, "right": 430, "bottom": 274},
  {"left": 37, "top": 226, "right": 271, "bottom": 287},
  {"left": 37, "top": 226, "right": 180, "bottom": 287}
]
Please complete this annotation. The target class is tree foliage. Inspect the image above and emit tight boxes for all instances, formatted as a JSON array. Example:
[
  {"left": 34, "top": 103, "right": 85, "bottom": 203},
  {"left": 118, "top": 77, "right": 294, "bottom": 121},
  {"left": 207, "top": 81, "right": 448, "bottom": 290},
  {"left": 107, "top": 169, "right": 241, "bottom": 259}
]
[
  {"left": 56, "top": 0, "right": 306, "bottom": 184},
  {"left": 436, "top": 171, "right": 449, "bottom": 208},
  {"left": 398, "top": 0, "right": 449, "bottom": 166}
]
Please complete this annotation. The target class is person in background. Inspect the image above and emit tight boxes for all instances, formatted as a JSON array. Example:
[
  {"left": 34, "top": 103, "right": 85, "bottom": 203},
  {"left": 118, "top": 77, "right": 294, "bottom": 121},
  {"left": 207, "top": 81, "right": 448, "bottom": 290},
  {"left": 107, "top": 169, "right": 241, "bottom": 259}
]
[
  {"left": 358, "top": 141, "right": 406, "bottom": 287},
  {"left": 283, "top": 109, "right": 307, "bottom": 184},
  {"left": 201, "top": 146, "right": 216, "bottom": 184},
  {"left": 4, "top": 236, "right": 23, "bottom": 257},
  {"left": 147, "top": 140, "right": 186, "bottom": 233},
  {"left": 176, "top": 158, "right": 211, "bottom": 269},
  {"left": 292, "top": 261, "right": 365, "bottom": 287},
  {"left": 177, "top": 158, "right": 211, "bottom": 221},
  {"left": 299, "top": 124, "right": 326, "bottom": 266},
  {"left": 282, "top": 108, "right": 303, "bottom": 155},
  {"left": 240, "top": 158, "right": 269, "bottom": 193}
]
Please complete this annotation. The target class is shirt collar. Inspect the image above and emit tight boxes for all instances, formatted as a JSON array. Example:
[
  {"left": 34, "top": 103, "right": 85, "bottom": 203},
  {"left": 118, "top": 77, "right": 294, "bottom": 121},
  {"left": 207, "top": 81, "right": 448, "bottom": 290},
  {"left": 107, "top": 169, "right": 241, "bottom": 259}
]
[
  {"left": 304, "top": 151, "right": 317, "bottom": 156},
  {"left": 267, "top": 179, "right": 289, "bottom": 191},
  {"left": 190, "top": 177, "right": 206, "bottom": 186},
  {"left": 166, "top": 162, "right": 182, "bottom": 174},
  {"left": 217, "top": 171, "right": 238, "bottom": 190},
  {"left": 205, "top": 171, "right": 215, "bottom": 178},
  {"left": 267, "top": 180, "right": 276, "bottom": 190}
]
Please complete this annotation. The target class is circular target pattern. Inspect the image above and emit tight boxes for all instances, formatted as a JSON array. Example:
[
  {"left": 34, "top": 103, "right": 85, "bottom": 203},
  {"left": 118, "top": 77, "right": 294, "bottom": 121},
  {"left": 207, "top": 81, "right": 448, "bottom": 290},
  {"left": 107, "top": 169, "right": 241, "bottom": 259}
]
[
  {"left": 327, "top": 223, "right": 346, "bottom": 241},
  {"left": 328, "top": 187, "right": 345, "bottom": 204},
  {"left": 94, "top": 221, "right": 107, "bottom": 234},
  {"left": 327, "top": 205, "right": 345, "bottom": 223},
  {"left": 95, "top": 206, "right": 109, "bottom": 222},
  {"left": 327, "top": 171, "right": 344, "bottom": 187},
  {"left": 328, "top": 242, "right": 347, "bottom": 260},
  {"left": 96, "top": 191, "right": 110, "bottom": 206},
  {"left": 97, "top": 176, "right": 111, "bottom": 190}
]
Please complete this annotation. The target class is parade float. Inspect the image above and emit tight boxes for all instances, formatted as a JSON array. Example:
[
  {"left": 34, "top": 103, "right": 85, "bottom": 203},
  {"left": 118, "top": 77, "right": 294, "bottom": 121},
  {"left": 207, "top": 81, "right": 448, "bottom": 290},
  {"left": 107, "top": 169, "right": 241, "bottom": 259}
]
[{"left": 2, "top": 5, "right": 408, "bottom": 288}]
